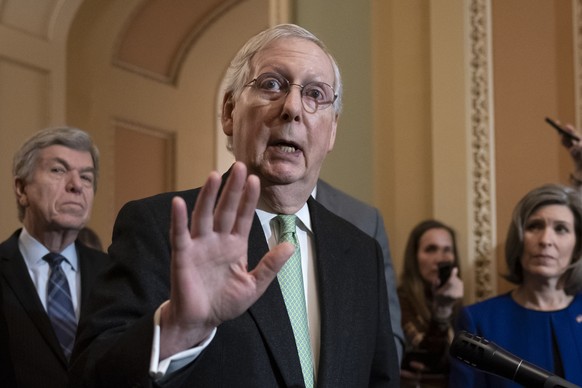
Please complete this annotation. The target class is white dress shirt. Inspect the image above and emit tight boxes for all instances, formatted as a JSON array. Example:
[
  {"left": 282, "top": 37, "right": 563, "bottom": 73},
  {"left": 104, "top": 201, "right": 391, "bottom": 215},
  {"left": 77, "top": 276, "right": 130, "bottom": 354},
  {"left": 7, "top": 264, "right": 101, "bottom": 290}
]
[
  {"left": 149, "top": 203, "right": 321, "bottom": 379},
  {"left": 17, "top": 227, "right": 81, "bottom": 320}
]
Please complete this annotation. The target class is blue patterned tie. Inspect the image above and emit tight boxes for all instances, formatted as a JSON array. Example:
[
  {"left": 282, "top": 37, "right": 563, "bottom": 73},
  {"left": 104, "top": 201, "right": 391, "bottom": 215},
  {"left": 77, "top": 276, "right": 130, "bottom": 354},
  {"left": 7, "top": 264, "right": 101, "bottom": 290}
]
[
  {"left": 276, "top": 215, "right": 314, "bottom": 388},
  {"left": 43, "top": 253, "right": 77, "bottom": 360}
]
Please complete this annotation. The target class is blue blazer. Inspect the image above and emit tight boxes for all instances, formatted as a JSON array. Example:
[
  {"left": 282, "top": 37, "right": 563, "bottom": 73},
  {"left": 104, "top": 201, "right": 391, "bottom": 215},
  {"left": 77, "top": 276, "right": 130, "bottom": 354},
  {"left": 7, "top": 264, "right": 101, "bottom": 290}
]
[{"left": 449, "top": 292, "right": 582, "bottom": 387}]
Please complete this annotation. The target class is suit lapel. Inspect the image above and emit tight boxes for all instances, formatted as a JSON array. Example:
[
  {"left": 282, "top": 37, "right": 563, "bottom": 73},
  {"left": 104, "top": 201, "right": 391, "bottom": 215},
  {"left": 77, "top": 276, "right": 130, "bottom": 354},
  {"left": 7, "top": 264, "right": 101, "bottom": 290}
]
[
  {"left": 244, "top": 201, "right": 364, "bottom": 387},
  {"left": 0, "top": 231, "right": 67, "bottom": 364},
  {"left": 308, "top": 199, "right": 359, "bottom": 385},
  {"left": 218, "top": 172, "right": 335, "bottom": 385},
  {"left": 246, "top": 215, "right": 306, "bottom": 387},
  {"left": 76, "top": 243, "right": 103, "bottom": 307}
]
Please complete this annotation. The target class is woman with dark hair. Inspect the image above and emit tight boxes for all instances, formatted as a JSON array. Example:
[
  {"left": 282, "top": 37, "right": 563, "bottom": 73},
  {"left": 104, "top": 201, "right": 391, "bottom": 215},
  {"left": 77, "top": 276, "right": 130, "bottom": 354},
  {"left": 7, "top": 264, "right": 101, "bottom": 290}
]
[
  {"left": 449, "top": 183, "right": 582, "bottom": 387},
  {"left": 398, "top": 219, "right": 464, "bottom": 388}
]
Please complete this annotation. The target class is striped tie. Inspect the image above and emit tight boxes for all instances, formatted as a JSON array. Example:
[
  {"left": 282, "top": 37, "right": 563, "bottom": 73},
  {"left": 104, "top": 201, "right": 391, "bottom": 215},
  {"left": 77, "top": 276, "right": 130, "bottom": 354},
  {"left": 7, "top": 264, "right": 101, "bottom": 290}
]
[
  {"left": 43, "top": 253, "right": 77, "bottom": 361},
  {"left": 276, "top": 215, "right": 314, "bottom": 388}
]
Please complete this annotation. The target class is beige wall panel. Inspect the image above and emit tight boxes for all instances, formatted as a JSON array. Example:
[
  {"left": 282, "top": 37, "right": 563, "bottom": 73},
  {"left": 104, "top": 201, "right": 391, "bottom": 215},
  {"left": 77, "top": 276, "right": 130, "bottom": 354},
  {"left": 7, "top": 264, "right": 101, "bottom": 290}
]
[
  {"left": 429, "top": 0, "right": 472, "bottom": 299},
  {"left": 0, "top": 0, "right": 58, "bottom": 38},
  {"left": 114, "top": 124, "right": 173, "bottom": 214},
  {"left": 0, "top": 0, "right": 84, "bottom": 127},
  {"left": 0, "top": 25, "right": 53, "bottom": 69},
  {"left": 492, "top": 0, "right": 573, "bottom": 293},
  {"left": 0, "top": 59, "right": 49, "bottom": 239},
  {"left": 556, "top": 1, "right": 576, "bottom": 183},
  {"left": 372, "top": 1, "right": 433, "bottom": 278}
]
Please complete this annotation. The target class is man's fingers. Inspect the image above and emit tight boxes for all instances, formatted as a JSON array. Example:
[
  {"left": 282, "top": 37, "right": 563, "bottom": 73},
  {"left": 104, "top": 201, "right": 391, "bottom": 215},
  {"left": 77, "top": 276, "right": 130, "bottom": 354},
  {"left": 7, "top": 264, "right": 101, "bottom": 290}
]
[
  {"left": 251, "top": 242, "right": 295, "bottom": 293},
  {"left": 190, "top": 163, "right": 259, "bottom": 238},
  {"left": 191, "top": 171, "right": 222, "bottom": 236},
  {"left": 214, "top": 162, "right": 248, "bottom": 233},
  {"left": 233, "top": 174, "right": 260, "bottom": 237},
  {"left": 170, "top": 197, "right": 189, "bottom": 251}
]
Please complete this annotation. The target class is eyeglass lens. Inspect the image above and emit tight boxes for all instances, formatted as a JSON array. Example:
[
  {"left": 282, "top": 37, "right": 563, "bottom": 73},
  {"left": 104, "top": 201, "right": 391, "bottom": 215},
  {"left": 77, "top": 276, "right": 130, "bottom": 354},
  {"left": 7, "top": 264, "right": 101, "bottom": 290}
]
[{"left": 247, "top": 73, "right": 336, "bottom": 112}]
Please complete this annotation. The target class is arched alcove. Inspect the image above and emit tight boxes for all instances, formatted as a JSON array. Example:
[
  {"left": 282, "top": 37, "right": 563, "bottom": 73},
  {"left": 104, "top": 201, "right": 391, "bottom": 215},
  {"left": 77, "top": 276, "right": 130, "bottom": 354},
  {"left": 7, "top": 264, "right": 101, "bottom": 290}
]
[{"left": 66, "top": 0, "right": 272, "bottom": 246}]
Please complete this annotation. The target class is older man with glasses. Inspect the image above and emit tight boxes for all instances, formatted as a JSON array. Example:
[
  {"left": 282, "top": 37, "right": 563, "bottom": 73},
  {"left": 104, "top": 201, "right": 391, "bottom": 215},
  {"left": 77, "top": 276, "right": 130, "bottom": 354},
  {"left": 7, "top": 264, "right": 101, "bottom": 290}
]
[{"left": 71, "top": 24, "right": 400, "bottom": 388}]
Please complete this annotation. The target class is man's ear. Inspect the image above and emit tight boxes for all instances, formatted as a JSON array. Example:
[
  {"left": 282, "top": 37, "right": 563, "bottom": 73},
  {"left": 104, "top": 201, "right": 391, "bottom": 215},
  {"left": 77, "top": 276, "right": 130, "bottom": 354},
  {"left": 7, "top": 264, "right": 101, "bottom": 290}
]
[
  {"left": 222, "top": 92, "right": 235, "bottom": 136},
  {"left": 14, "top": 178, "right": 28, "bottom": 207},
  {"left": 327, "top": 113, "right": 339, "bottom": 152}
]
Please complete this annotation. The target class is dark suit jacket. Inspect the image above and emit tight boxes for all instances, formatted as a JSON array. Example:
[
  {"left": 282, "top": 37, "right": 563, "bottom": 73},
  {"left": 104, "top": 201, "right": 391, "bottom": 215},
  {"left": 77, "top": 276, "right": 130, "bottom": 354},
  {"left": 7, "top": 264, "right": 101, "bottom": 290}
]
[
  {"left": 316, "top": 179, "right": 404, "bottom": 361},
  {"left": 71, "top": 183, "right": 400, "bottom": 387},
  {"left": 0, "top": 281, "right": 16, "bottom": 386},
  {"left": 0, "top": 230, "right": 111, "bottom": 388}
]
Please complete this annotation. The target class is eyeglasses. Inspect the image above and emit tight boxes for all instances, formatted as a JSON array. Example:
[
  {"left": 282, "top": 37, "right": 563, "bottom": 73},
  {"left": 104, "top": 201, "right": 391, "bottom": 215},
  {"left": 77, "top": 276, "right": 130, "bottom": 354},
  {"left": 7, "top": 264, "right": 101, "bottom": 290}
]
[{"left": 244, "top": 72, "right": 337, "bottom": 113}]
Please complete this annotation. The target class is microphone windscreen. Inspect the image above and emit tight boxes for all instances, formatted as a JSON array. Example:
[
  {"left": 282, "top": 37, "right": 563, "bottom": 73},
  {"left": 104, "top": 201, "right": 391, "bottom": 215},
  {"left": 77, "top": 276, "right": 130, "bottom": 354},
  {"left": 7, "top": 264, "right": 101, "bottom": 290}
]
[{"left": 450, "top": 331, "right": 582, "bottom": 388}]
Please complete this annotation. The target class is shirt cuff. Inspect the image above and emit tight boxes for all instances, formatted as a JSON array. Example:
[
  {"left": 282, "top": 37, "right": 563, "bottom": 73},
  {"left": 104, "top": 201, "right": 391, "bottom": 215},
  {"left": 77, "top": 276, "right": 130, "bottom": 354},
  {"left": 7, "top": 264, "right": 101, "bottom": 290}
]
[{"left": 149, "top": 301, "right": 217, "bottom": 380}]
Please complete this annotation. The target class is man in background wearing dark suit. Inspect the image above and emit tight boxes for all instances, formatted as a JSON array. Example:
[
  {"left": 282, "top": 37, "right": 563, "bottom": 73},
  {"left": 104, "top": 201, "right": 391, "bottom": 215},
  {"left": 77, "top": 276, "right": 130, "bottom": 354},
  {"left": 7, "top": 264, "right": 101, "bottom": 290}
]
[
  {"left": 71, "top": 24, "right": 399, "bottom": 387},
  {"left": 316, "top": 179, "right": 404, "bottom": 362},
  {"left": 0, "top": 127, "right": 111, "bottom": 387}
]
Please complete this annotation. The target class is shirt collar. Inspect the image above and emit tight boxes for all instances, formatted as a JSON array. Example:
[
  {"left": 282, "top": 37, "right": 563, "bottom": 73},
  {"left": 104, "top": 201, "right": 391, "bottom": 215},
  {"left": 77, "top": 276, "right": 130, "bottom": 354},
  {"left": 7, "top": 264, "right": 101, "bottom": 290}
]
[
  {"left": 256, "top": 201, "right": 313, "bottom": 239},
  {"left": 18, "top": 227, "right": 79, "bottom": 271}
]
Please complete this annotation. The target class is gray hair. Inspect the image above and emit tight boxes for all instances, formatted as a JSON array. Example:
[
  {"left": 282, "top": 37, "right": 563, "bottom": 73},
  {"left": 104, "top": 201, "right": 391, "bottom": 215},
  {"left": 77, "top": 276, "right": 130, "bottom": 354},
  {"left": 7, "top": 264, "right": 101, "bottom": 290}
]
[
  {"left": 13, "top": 127, "right": 100, "bottom": 221},
  {"left": 504, "top": 183, "right": 582, "bottom": 294},
  {"left": 223, "top": 24, "right": 343, "bottom": 151}
]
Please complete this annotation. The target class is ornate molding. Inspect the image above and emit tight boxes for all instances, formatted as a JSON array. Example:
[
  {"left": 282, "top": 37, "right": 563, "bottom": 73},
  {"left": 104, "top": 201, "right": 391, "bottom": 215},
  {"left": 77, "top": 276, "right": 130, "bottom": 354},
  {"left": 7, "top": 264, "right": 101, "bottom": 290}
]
[{"left": 468, "top": 0, "right": 496, "bottom": 301}]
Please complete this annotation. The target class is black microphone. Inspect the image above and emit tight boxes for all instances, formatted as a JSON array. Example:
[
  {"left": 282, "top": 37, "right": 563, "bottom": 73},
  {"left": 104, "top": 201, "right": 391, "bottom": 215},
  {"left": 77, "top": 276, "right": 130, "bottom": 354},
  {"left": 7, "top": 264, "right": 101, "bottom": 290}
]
[{"left": 450, "top": 330, "right": 581, "bottom": 388}]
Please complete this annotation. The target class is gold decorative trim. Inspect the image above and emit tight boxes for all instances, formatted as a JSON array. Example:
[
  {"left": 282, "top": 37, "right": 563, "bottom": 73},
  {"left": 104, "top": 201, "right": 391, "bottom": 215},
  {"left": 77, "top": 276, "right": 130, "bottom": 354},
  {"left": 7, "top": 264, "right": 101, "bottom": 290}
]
[{"left": 468, "top": 0, "right": 496, "bottom": 301}]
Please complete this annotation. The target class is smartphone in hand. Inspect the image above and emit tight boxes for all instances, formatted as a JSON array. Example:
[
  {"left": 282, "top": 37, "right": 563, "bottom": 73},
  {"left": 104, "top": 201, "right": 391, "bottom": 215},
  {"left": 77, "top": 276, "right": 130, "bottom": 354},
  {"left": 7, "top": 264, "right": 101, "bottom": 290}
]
[
  {"left": 545, "top": 117, "right": 580, "bottom": 142},
  {"left": 437, "top": 262, "right": 454, "bottom": 288}
]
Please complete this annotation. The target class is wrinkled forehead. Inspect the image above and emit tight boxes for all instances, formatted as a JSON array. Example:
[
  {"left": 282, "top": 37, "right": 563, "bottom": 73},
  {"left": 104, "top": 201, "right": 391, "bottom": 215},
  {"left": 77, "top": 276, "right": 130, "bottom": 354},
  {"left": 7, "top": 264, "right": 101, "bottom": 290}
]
[
  {"left": 36, "top": 144, "right": 95, "bottom": 167},
  {"left": 251, "top": 37, "right": 335, "bottom": 81}
]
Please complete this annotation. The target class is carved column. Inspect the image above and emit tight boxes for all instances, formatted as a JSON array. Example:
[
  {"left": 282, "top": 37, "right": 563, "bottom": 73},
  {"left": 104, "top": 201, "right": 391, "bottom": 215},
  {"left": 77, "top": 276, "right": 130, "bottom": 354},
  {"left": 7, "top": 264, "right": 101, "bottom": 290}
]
[{"left": 468, "top": 0, "right": 496, "bottom": 300}]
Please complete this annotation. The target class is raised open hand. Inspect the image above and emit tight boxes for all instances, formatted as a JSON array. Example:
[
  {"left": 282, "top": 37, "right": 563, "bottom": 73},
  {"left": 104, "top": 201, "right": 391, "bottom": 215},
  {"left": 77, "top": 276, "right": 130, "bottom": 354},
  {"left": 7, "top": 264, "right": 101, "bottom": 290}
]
[{"left": 159, "top": 162, "right": 294, "bottom": 358}]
